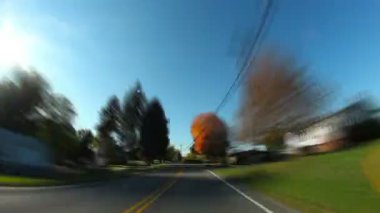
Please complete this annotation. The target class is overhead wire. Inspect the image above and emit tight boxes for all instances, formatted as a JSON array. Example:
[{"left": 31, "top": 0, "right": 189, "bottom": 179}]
[{"left": 185, "top": 0, "right": 275, "bottom": 152}]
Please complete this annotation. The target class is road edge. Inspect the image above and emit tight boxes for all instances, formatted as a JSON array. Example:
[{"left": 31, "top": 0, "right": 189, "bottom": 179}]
[{"left": 207, "top": 170, "right": 273, "bottom": 213}]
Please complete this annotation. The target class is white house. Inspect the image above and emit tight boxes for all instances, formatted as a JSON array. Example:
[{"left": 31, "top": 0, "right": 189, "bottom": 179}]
[{"left": 284, "top": 100, "right": 373, "bottom": 154}]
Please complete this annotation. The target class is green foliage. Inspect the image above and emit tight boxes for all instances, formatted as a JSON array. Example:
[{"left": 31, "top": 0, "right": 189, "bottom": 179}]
[
  {"left": 99, "top": 137, "right": 124, "bottom": 164},
  {"left": 165, "top": 145, "right": 181, "bottom": 162},
  {"left": 165, "top": 146, "right": 176, "bottom": 161},
  {"left": 36, "top": 119, "right": 80, "bottom": 163},
  {"left": 77, "top": 129, "right": 95, "bottom": 162},
  {"left": 96, "top": 96, "right": 123, "bottom": 163},
  {"left": 0, "top": 68, "right": 50, "bottom": 135},
  {"left": 121, "top": 81, "right": 147, "bottom": 149},
  {"left": 97, "top": 96, "right": 121, "bottom": 136},
  {"left": 42, "top": 93, "right": 77, "bottom": 125},
  {"left": 183, "top": 152, "right": 206, "bottom": 163},
  {"left": 95, "top": 82, "right": 148, "bottom": 164},
  {"left": 125, "top": 147, "right": 143, "bottom": 161},
  {"left": 190, "top": 145, "right": 198, "bottom": 154},
  {"left": 263, "top": 128, "right": 285, "bottom": 150},
  {"left": 140, "top": 99, "right": 169, "bottom": 162},
  {"left": 0, "top": 68, "right": 85, "bottom": 164}
]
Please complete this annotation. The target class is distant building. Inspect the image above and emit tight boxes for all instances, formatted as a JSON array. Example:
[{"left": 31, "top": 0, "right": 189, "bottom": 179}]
[
  {"left": 284, "top": 100, "right": 375, "bottom": 154},
  {"left": 228, "top": 143, "right": 268, "bottom": 164},
  {"left": 0, "top": 128, "right": 53, "bottom": 171}
]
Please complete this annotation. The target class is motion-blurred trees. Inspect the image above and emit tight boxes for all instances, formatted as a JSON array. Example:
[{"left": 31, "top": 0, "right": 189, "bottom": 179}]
[
  {"left": 42, "top": 94, "right": 77, "bottom": 125},
  {"left": 191, "top": 113, "right": 229, "bottom": 158},
  {"left": 0, "top": 68, "right": 84, "bottom": 163},
  {"left": 36, "top": 120, "right": 80, "bottom": 163},
  {"left": 140, "top": 99, "right": 169, "bottom": 163},
  {"left": 165, "top": 145, "right": 182, "bottom": 162},
  {"left": 0, "top": 68, "right": 50, "bottom": 135},
  {"left": 77, "top": 129, "right": 95, "bottom": 163},
  {"left": 189, "top": 145, "right": 198, "bottom": 154},
  {"left": 263, "top": 128, "right": 286, "bottom": 150},
  {"left": 97, "top": 96, "right": 121, "bottom": 137},
  {"left": 121, "top": 82, "right": 147, "bottom": 151},
  {"left": 238, "top": 52, "right": 327, "bottom": 149},
  {"left": 95, "top": 82, "right": 149, "bottom": 164},
  {"left": 0, "top": 68, "right": 77, "bottom": 133},
  {"left": 36, "top": 94, "right": 79, "bottom": 163},
  {"left": 96, "top": 96, "right": 123, "bottom": 164}
]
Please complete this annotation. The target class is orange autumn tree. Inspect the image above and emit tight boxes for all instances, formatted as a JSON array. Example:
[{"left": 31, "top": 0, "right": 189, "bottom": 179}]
[{"left": 191, "top": 113, "right": 228, "bottom": 157}]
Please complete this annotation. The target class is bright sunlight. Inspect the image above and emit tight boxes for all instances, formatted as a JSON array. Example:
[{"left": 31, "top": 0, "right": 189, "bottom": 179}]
[{"left": 0, "top": 21, "right": 30, "bottom": 68}]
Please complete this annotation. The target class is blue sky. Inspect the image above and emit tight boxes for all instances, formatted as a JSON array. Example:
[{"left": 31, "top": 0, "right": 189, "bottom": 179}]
[{"left": 0, "top": 0, "right": 379, "bottom": 152}]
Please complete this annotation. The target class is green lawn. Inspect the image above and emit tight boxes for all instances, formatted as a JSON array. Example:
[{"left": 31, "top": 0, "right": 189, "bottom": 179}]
[
  {"left": 0, "top": 175, "right": 60, "bottom": 186},
  {"left": 0, "top": 163, "right": 158, "bottom": 187},
  {"left": 214, "top": 140, "right": 380, "bottom": 213}
]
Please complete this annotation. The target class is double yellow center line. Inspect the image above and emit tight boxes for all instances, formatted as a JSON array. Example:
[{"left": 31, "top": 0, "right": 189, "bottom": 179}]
[{"left": 123, "top": 170, "right": 183, "bottom": 213}]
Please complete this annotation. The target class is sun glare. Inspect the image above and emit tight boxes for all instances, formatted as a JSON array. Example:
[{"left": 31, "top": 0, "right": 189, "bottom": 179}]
[{"left": 0, "top": 21, "right": 30, "bottom": 69}]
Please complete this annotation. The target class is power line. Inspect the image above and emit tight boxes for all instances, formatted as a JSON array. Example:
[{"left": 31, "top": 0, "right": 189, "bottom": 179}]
[
  {"left": 186, "top": 0, "right": 275, "bottom": 152},
  {"left": 215, "top": 0, "right": 274, "bottom": 114}
]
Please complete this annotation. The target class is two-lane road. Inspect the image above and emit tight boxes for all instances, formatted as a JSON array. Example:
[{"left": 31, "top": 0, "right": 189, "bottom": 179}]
[{"left": 0, "top": 166, "right": 296, "bottom": 213}]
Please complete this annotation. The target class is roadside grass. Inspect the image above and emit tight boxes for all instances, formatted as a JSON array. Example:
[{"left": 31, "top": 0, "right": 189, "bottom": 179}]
[
  {"left": 0, "top": 175, "right": 60, "bottom": 186},
  {"left": 0, "top": 168, "right": 129, "bottom": 186},
  {"left": 0, "top": 162, "right": 165, "bottom": 187},
  {"left": 214, "top": 140, "right": 380, "bottom": 213}
]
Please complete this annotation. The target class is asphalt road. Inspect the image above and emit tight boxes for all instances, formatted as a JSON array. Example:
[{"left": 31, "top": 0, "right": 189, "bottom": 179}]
[{"left": 0, "top": 165, "right": 297, "bottom": 213}]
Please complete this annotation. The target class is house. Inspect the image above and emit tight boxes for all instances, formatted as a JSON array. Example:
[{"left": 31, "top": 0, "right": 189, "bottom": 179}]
[
  {"left": 284, "top": 100, "right": 376, "bottom": 154},
  {"left": 0, "top": 128, "right": 53, "bottom": 174},
  {"left": 228, "top": 143, "right": 268, "bottom": 164}
]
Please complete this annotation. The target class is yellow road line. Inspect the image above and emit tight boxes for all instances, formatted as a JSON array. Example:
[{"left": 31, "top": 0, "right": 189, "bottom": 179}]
[
  {"left": 123, "top": 187, "right": 163, "bottom": 213},
  {"left": 123, "top": 170, "right": 183, "bottom": 213},
  {"left": 135, "top": 179, "right": 178, "bottom": 213}
]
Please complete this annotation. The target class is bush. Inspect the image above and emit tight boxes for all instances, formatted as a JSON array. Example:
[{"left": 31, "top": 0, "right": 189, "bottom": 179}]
[
  {"left": 263, "top": 129, "right": 285, "bottom": 150},
  {"left": 183, "top": 159, "right": 203, "bottom": 164},
  {"left": 346, "top": 119, "right": 380, "bottom": 144}
]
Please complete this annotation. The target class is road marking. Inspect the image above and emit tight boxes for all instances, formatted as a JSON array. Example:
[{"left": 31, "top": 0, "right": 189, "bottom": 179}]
[
  {"left": 208, "top": 170, "right": 273, "bottom": 213},
  {"left": 136, "top": 178, "right": 178, "bottom": 213},
  {"left": 123, "top": 187, "right": 164, "bottom": 213},
  {"left": 123, "top": 170, "right": 182, "bottom": 213}
]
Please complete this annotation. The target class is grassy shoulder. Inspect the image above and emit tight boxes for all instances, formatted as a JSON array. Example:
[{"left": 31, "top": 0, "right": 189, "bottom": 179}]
[
  {"left": 0, "top": 175, "right": 60, "bottom": 186},
  {"left": 0, "top": 163, "right": 164, "bottom": 187},
  {"left": 214, "top": 140, "right": 380, "bottom": 213}
]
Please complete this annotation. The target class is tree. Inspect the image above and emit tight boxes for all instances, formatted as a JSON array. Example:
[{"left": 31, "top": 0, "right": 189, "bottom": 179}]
[
  {"left": 140, "top": 99, "right": 169, "bottom": 163},
  {"left": 189, "top": 145, "right": 198, "bottom": 154},
  {"left": 41, "top": 94, "right": 76, "bottom": 125},
  {"left": 0, "top": 68, "right": 79, "bottom": 135},
  {"left": 94, "top": 82, "right": 148, "bottom": 164},
  {"left": 191, "top": 113, "right": 229, "bottom": 158},
  {"left": 165, "top": 145, "right": 181, "bottom": 162},
  {"left": 97, "top": 96, "right": 121, "bottom": 138},
  {"left": 238, "top": 52, "right": 327, "bottom": 148},
  {"left": 263, "top": 128, "right": 285, "bottom": 150},
  {"left": 121, "top": 82, "right": 147, "bottom": 150},
  {"left": 0, "top": 68, "right": 83, "bottom": 163},
  {"left": 77, "top": 129, "right": 95, "bottom": 163},
  {"left": 0, "top": 68, "right": 50, "bottom": 135},
  {"left": 36, "top": 119, "right": 80, "bottom": 163},
  {"left": 177, "top": 152, "right": 182, "bottom": 162},
  {"left": 96, "top": 96, "right": 123, "bottom": 164}
]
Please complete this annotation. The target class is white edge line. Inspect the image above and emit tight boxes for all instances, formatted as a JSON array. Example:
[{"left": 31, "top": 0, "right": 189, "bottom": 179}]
[{"left": 208, "top": 170, "right": 273, "bottom": 213}]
